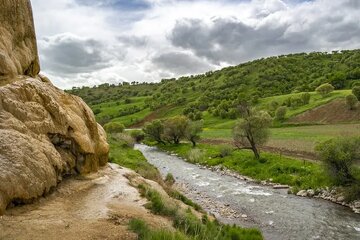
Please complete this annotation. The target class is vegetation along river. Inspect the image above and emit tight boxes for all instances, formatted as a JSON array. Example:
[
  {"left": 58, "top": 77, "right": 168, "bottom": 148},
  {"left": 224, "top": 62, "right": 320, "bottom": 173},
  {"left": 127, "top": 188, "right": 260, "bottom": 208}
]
[{"left": 135, "top": 144, "right": 360, "bottom": 240}]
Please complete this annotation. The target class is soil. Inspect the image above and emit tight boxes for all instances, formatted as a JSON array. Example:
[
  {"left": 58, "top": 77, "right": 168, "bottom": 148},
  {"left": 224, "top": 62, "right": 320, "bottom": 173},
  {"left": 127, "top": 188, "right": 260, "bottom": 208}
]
[
  {"left": 289, "top": 99, "right": 360, "bottom": 124},
  {"left": 0, "top": 164, "right": 172, "bottom": 240},
  {"left": 129, "top": 106, "right": 172, "bottom": 128}
]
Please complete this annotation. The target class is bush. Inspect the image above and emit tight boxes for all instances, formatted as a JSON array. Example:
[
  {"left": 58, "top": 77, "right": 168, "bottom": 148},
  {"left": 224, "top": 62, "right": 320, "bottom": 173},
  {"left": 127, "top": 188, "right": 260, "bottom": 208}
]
[
  {"left": 130, "top": 130, "right": 145, "bottom": 143},
  {"left": 300, "top": 92, "right": 311, "bottom": 104},
  {"left": 275, "top": 106, "right": 287, "bottom": 120},
  {"left": 143, "top": 120, "right": 165, "bottom": 144},
  {"left": 346, "top": 94, "right": 358, "bottom": 110},
  {"left": 316, "top": 137, "right": 360, "bottom": 185},
  {"left": 187, "top": 149, "right": 205, "bottom": 163},
  {"left": 219, "top": 145, "right": 233, "bottom": 158},
  {"left": 112, "top": 133, "right": 135, "bottom": 147},
  {"left": 103, "top": 122, "right": 125, "bottom": 133},
  {"left": 316, "top": 83, "right": 334, "bottom": 97},
  {"left": 352, "top": 86, "right": 360, "bottom": 100},
  {"left": 93, "top": 108, "right": 102, "bottom": 115},
  {"left": 165, "top": 173, "right": 175, "bottom": 185}
]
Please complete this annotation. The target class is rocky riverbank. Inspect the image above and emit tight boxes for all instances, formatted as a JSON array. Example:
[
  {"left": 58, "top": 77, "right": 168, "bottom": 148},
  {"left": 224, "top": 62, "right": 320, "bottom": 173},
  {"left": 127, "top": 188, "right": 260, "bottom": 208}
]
[{"left": 167, "top": 151, "right": 360, "bottom": 214}]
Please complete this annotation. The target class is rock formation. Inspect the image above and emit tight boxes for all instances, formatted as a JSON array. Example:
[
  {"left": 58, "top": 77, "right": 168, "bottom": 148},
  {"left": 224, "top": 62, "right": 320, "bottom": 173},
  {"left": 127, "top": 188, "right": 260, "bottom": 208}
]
[{"left": 0, "top": 0, "right": 109, "bottom": 214}]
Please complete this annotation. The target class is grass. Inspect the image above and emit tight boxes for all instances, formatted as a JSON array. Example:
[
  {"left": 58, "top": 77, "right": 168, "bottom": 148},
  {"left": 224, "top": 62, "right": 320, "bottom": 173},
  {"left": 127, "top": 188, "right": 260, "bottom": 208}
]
[
  {"left": 258, "top": 90, "right": 351, "bottom": 118},
  {"left": 201, "top": 123, "right": 360, "bottom": 154},
  {"left": 157, "top": 143, "right": 334, "bottom": 190},
  {"left": 109, "top": 136, "right": 162, "bottom": 182},
  {"left": 133, "top": 183, "right": 263, "bottom": 240}
]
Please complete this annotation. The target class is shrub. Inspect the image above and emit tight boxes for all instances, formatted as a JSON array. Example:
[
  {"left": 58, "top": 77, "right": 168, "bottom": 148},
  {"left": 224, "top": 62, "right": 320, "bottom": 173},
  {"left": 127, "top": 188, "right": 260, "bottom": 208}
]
[
  {"left": 275, "top": 106, "right": 287, "bottom": 120},
  {"left": 165, "top": 173, "right": 175, "bottom": 185},
  {"left": 346, "top": 94, "right": 358, "bottom": 110},
  {"left": 130, "top": 130, "right": 145, "bottom": 143},
  {"left": 316, "top": 137, "right": 360, "bottom": 185},
  {"left": 163, "top": 116, "right": 190, "bottom": 144},
  {"left": 93, "top": 108, "right": 102, "bottom": 115},
  {"left": 219, "top": 145, "right": 233, "bottom": 158},
  {"left": 316, "top": 83, "right": 334, "bottom": 97},
  {"left": 112, "top": 133, "right": 135, "bottom": 147},
  {"left": 103, "top": 122, "right": 125, "bottom": 133},
  {"left": 300, "top": 92, "right": 311, "bottom": 104},
  {"left": 187, "top": 149, "right": 205, "bottom": 163},
  {"left": 352, "top": 86, "right": 360, "bottom": 100}
]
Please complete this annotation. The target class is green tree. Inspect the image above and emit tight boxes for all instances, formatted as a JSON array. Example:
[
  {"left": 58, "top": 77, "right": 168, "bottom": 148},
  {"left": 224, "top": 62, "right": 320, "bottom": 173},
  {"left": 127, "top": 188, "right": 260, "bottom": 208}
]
[
  {"left": 103, "top": 122, "right": 125, "bottom": 133},
  {"left": 163, "top": 116, "right": 189, "bottom": 144},
  {"left": 186, "top": 120, "right": 203, "bottom": 147},
  {"left": 316, "top": 138, "right": 360, "bottom": 185},
  {"left": 316, "top": 83, "right": 334, "bottom": 97},
  {"left": 233, "top": 105, "right": 272, "bottom": 159},
  {"left": 275, "top": 106, "right": 287, "bottom": 120},
  {"left": 346, "top": 94, "right": 358, "bottom": 110},
  {"left": 352, "top": 86, "right": 360, "bottom": 100},
  {"left": 143, "top": 120, "right": 165, "bottom": 144}
]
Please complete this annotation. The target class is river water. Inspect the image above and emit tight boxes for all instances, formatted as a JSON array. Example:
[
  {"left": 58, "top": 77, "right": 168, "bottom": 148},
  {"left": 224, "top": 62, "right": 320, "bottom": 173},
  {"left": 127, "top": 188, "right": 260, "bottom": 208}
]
[{"left": 135, "top": 144, "right": 360, "bottom": 240}]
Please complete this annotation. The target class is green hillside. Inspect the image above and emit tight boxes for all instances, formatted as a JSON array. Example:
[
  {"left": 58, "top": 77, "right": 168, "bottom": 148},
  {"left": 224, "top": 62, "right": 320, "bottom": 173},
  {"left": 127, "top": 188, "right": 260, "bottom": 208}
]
[{"left": 68, "top": 50, "right": 360, "bottom": 128}]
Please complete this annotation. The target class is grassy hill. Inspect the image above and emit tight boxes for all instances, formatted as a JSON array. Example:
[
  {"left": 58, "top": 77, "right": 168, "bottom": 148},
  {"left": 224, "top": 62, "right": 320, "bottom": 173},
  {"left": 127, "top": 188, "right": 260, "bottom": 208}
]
[
  {"left": 68, "top": 50, "right": 360, "bottom": 127},
  {"left": 68, "top": 50, "right": 360, "bottom": 158}
]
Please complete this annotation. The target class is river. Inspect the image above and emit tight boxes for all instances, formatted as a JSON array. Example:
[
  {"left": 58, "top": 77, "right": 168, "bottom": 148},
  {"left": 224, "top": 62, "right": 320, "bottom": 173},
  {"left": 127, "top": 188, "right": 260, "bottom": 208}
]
[{"left": 135, "top": 144, "right": 360, "bottom": 240}]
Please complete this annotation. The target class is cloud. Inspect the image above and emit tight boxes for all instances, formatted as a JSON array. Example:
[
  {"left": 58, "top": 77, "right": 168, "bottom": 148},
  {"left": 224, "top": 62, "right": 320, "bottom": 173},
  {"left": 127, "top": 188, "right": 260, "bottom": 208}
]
[
  {"left": 30, "top": 0, "right": 360, "bottom": 89},
  {"left": 38, "top": 33, "right": 125, "bottom": 75},
  {"left": 152, "top": 51, "right": 213, "bottom": 75},
  {"left": 169, "top": 1, "right": 360, "bottom": 64}
]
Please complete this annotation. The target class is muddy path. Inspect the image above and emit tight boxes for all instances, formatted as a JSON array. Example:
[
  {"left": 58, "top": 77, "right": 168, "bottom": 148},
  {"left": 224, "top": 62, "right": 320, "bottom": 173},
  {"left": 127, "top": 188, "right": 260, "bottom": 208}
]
[
  {"left": 135, "top": 144, "right": 360, "bottom": 240},
  {"left": 0, "top": 164, "right": 171, "bottom": 240}
]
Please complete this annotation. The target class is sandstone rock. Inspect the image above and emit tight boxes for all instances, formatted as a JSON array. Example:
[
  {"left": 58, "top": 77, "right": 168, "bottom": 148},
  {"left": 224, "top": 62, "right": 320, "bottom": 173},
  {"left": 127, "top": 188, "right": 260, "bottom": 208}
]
[
  {"left": 296, "top": 190, "right": 308, "bottom": 197},
  {"left": 0, "top": 0, "right": 109, "bottom": 214},
  {"left": 0, "top": 0, "right": 40, "bottom": 80}
]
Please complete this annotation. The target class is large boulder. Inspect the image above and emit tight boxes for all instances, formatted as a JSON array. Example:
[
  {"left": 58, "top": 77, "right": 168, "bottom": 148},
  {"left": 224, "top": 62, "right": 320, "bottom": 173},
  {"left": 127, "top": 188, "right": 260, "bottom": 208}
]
[
  {"left": 0, "top": 0, "right": 40, "bottom": 80},
  {"left": 0, "top": 0, "right": 109, "bottom": 214}
]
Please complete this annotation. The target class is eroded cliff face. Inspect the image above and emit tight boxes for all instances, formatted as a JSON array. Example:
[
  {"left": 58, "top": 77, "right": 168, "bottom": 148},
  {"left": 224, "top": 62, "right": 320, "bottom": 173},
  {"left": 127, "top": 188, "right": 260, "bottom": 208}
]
[{"left": 0, "top": 0, "right": 109, "bottom": 214}]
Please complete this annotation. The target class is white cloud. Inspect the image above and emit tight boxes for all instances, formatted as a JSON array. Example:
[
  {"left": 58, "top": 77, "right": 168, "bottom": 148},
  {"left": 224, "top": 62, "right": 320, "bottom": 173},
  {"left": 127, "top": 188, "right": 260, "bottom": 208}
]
[{"left": 30, "top": 0, "right": 360, "bottom": 89}]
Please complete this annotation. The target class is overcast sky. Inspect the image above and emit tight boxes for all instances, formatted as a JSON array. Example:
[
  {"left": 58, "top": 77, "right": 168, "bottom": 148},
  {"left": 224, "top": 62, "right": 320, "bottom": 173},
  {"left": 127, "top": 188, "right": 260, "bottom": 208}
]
[{"left": 31, "top": 0, "right": 360, "bottom": 89}]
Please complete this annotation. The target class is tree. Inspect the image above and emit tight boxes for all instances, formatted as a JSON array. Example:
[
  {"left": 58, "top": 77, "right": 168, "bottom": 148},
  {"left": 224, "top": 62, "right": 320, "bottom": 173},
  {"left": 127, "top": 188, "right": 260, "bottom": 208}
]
[
  {"left": 130, "top": 130, "right": 145, "bottom": 143},
  {"left": 233, "top": 105, "right": 272, "bottom": 159},
  {"left": 346, "top": 94, "right": 358, "bottom": 110},
  {"left": 316, "top": 138, "right": 360, "bottom": 185},
  {"left": 275, "top": 106, "right": 287, "bottom": 120},
  {"left": 143, "top": 120, "right": 165, "bottom": 144},
  {"left": 352, "top": 86, "right": 360, "bottom": 100},
  {"left": 300, "top": 92, "right": 311, "bottom": 105},
  {"left": 163, "top": 116, "right": 189, "bottom": 144},
  {"left": 103, "top": 122, "right": 125, "bottom": 133},
  {"left": 186, "top": 120, "right": 203, "bottom": 147},
  {"left": 316, "top": 83, "right": 334, "bottom": 97}
]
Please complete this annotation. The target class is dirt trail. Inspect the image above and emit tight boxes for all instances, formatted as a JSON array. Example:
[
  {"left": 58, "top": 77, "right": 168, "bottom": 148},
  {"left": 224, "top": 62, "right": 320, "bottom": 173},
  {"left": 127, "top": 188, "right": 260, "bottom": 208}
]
[{"left": 0, "top": 164, "right": 171, "bottom": 240}]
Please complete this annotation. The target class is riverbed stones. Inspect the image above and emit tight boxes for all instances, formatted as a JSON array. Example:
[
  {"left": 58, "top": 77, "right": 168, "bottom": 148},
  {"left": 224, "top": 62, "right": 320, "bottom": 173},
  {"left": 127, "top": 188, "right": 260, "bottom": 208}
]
[
  {"left": 307, "top": 189, "right": 315, "bottom": 197},
  {"left": 273, "top": 185, "right": 289, "bottom": 189},
  {"left": 296, "top": 190, "right": 308, "bottom": 197}
]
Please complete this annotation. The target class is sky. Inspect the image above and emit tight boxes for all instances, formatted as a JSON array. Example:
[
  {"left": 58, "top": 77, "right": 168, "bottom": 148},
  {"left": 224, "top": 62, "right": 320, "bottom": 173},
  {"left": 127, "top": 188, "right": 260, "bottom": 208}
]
[{"left": 30, "top": 0, "right": 360, "bottom": 89}]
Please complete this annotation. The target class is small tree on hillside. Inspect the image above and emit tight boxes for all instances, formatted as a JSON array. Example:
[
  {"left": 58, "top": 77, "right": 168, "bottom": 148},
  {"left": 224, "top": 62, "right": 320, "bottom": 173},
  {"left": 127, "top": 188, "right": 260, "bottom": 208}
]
[
  {"left": 163, "top": 116, "right": 189, "bottom": 144},
  {"left": 275, "top": 106, "right": 287, "bottom": 120},
  {"left": 352, "top": 86, "right": 360, "bottom": 100},
  {"left": 346, "top": 94, "right": 358, "bottom": 110},
  {"left": 143, "top": 120, "right": 165, "bottom": 144},
  {"left": 186, "top": 120, "right": 203, "bottom": 147},
  {"left": 233, "top": 104, "right": 272, "bottom": 159},
  {"left": 316, "top": 137, "right": 360, "bottom": 185},
  {"left": 316, "top": 83, "right": 334, "bottom": 97}
]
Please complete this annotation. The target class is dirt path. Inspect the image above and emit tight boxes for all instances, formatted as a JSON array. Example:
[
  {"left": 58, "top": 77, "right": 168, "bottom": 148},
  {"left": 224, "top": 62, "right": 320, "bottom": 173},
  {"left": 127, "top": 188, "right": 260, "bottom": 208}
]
[{"left": 0, "top": 164, "right": 171, "bottom": 240}]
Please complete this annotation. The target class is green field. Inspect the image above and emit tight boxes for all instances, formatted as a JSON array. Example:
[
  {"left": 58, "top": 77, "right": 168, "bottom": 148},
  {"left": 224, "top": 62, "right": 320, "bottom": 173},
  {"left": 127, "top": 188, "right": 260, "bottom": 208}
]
[{"left": 202, "top": 123, "right": 360, "bottom": 154}]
